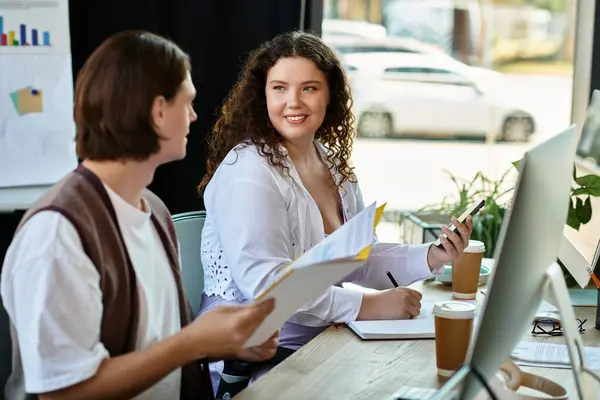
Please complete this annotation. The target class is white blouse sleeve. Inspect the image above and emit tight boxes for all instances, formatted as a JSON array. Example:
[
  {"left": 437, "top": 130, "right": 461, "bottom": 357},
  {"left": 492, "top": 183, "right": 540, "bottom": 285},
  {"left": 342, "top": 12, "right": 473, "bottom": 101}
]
[
  {"left": 345, "top": 182, "right": 443, "bottom": 290},
  {"left": 208, "top": 168, "right": 363, "bottom": 326}
]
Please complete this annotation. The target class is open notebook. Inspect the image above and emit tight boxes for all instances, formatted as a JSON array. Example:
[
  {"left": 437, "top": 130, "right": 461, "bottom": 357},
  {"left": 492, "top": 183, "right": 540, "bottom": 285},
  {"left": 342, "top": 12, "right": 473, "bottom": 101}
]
[
  {"left": 243, "top": 201, "right": 386, "bottom": 348},
  {"left": 348, "top": 299, "right": 558, "bottom": 341},
  {"left": 347, "top": 300, "right": 442, "bottom": 340}
]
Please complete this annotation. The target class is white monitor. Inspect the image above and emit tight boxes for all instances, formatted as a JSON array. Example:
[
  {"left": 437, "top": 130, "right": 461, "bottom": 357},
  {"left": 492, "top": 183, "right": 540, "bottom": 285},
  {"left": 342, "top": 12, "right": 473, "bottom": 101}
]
[
  {"left": 576, "top": 90, "right": 600, "bottom": 172},
  {"left": 433, "top": 125, "right": 596, "bottom": 399},
  {"left": 568, "top": 89, "right": 600, "bottom": 280}
]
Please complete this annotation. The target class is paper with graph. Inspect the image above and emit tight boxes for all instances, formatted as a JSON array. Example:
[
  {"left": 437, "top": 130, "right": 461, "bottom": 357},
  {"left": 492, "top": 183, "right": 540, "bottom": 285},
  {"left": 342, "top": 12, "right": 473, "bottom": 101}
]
[
  {"left": 244, "top": 202, "right": 385, "bottom": 348},
  {"left": 0, "top": 0, "right": 76, "bottom": 188}
]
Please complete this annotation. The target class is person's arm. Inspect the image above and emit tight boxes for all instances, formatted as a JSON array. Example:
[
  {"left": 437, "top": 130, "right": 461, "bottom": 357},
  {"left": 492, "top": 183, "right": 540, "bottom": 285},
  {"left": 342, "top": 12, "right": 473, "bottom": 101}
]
[
  {"left": 352, "top": 242, "right": 439, "bottom": 289},
  {"left": 1, "top": 211, "right": 276, "bottom": 400},
  {"left": 342, "top": 182, "right": 442, "bottom": 289},
  {"left": 39, "top": 332, "right": 196, "bottom": 400},
  {"left": 39, "top": 301, "right": 277, "bottom": 400},
  {"left": 208, "top": 161, "right": 363, "bottom": 326}
]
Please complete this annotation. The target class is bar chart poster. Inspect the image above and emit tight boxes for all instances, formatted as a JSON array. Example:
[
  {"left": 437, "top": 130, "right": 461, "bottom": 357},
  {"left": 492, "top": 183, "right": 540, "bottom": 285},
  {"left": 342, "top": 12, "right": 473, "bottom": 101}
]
[
  {"left": 0, "top": 0, "right": 70, "bottom": 55},
  {"left": 0, "top": 0, "right": 75, "bottom": 187}
]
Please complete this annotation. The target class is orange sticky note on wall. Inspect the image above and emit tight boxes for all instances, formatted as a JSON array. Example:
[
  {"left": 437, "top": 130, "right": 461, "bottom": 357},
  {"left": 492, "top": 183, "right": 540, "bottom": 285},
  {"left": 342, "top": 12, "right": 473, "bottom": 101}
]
[{"left": 17, "top": 88, "right": 43, "bottom": 115}]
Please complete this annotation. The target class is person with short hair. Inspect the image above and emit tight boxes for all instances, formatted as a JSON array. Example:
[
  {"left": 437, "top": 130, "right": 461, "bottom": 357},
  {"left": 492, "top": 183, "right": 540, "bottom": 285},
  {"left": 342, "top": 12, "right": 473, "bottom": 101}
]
[{"left": 1, "top": 30, "right": 277, "bottom": 400}]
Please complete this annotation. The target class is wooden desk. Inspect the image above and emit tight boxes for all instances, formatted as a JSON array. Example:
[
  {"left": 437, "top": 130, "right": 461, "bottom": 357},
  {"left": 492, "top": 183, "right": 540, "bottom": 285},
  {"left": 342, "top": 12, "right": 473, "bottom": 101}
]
[{"left": 235, "top": 278, "right": 599, "bottom": 400}]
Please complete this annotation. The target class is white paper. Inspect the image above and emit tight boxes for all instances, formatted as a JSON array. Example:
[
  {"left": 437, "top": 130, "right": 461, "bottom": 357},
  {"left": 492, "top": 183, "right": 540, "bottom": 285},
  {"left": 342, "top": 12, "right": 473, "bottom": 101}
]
[
  {"left": 512, "top": 341, "right": 600, "bottom": 370},
  {"left": 347, "top": 300, "right": 481, "bottom": 340},
  {"left": 0, "top": 0, "right": 75, "bottom": 188},
  {"left": 245, "top": 259, "right": 365, "bottom": 348},
  {"left": 537, "top": 299, "right": 558, "bottom": 313},
  {"left": 349, "top": 299, "right": 555, "bottom": 341},
  {"left": 558, "top": 233, "right": 592, "bottom": 289},
  {"left": 292, "top": 202, "right": 376, "bottom": 269},
  {"left": 348, "top": 301, "right": 438, "bottom": 340},
  {"left": 244, "top": 203, "right": 379, "bottom": 348}
]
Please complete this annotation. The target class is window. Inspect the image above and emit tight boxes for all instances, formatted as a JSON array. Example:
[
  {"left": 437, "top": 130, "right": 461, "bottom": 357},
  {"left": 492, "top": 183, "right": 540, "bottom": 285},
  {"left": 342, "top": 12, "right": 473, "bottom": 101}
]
[{"left": 322, "top": 0, "right": 583, "bottom": 253}]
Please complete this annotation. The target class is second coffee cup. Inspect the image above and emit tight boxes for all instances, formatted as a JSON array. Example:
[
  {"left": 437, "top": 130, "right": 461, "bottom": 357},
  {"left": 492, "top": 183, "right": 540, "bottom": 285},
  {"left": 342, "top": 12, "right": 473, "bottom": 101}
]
[
  {"left": 452, "top": 240, "right": 485, "bottom": 300},
  {"left": 433, "top": 301, "right": 477, "bottom": 378}
]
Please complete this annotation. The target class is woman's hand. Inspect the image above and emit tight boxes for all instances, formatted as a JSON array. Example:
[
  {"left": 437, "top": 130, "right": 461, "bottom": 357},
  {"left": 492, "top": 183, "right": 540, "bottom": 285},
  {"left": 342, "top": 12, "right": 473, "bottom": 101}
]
[
  {"left": 357, "top": 287, "right": 423, "bottom": 320},
  {"left": 427, "top": 216, "right": 474, "bottom": 271}
]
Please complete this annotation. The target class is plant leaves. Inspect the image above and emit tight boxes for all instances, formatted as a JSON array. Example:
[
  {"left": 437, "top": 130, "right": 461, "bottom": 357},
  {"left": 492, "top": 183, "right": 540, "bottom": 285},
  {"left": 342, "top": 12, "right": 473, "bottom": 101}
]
[
  {"left": 572, "top": 188, "right": 591, "bottom": 196},
  {"left": 511, "top": 160, "right": 521, "bottom": 170},
  {"left": 575, "top": 174, "right": 600, "bottom": 196},
  {"left": 567, "top": 198, "right": 581, "bottom": 230},
  {"left": 573, "top": 164, "right": 577, "bottom": 180},
  {"left": 576, "top": 196, "right": 592, "bottom": 224}
]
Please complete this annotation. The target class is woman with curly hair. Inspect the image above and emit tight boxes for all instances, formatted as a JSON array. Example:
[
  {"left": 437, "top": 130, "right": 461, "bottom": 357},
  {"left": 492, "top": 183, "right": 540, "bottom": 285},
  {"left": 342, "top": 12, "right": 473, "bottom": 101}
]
[{"left": 197, "top": 31, "right": 473, "bottom": 395}]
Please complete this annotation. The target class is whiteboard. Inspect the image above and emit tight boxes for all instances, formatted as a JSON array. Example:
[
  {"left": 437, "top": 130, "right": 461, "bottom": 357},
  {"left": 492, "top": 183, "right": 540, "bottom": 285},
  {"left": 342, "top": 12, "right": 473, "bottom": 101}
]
[{"left": 0, "top": 0, "right": 76, "bottom": 188}]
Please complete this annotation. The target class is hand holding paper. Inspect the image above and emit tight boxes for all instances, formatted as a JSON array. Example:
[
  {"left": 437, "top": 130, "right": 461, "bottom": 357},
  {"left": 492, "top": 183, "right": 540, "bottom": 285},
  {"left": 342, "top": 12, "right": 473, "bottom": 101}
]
[
  {"left": 188, "top": 298, "right": 277, "bottom": 359},
  {"left": 243, "top": 202, "right": 386, "bottom": 348}
]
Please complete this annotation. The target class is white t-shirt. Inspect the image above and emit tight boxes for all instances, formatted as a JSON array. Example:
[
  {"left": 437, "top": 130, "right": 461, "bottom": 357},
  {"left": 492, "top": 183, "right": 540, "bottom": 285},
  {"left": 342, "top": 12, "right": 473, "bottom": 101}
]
[{"left": 1, "top": 185, "right": 182, "bottom": 399}]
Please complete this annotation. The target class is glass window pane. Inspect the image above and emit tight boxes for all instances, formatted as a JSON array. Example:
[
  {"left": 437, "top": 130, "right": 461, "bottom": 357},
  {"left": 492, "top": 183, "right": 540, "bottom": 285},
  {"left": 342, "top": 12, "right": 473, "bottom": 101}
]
[{"left": 322, "top": 0, "right": 577, "bottom": 255}]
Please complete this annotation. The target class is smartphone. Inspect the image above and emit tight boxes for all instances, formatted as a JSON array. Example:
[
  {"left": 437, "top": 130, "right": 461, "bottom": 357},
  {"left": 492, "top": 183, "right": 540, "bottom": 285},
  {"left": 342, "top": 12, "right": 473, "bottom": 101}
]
[{"left": 434, "top": 198, "right": 485, "bottom": 248}]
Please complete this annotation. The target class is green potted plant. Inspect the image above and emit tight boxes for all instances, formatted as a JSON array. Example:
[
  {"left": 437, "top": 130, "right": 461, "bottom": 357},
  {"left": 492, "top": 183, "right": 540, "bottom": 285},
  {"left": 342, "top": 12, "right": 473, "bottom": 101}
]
[
  {"left": 513, "top": 161, "right": 600, "bottom": 286},
  {"left": 401, "top": 167, "right": 515, "bottom": 259},
  {"left": 510, "top": 160, "right": 600, "bottom": 230},
  {"left": 401, "top": 164, "right": 600, "bottom": 275}
]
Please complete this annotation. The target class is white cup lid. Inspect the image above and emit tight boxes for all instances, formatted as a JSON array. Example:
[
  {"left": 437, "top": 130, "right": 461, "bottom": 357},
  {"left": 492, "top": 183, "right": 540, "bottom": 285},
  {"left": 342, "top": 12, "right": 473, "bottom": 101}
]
[
  {"left": 464, "top": 240, "right": 485, "bottom": 253},
  {"left": 433, "top": 301, "right": 476, "bottom": 319}
]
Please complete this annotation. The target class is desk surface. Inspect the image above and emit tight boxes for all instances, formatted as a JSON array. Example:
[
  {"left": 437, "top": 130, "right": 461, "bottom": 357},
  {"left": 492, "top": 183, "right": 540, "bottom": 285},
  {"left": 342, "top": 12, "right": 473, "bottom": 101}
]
[
  {"left": 235, "top": 278, "right": 599, "bottom": 400},
  {"left": 0, "top": 185, "right": 52, "bottom": 212}
]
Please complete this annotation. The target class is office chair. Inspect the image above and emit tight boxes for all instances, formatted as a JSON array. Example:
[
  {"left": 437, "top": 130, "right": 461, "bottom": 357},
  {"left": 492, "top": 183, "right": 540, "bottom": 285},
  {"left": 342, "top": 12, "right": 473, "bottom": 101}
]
[
  {"left": 172, "top": 211, "right": 207, "bottom": 316},
  {"left": 171, "top": 211, "right": 295, "bottom": 399}
]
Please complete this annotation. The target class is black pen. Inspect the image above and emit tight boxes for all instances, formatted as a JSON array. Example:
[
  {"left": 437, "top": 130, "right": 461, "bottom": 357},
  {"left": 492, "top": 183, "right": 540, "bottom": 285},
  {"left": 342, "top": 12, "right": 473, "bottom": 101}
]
[{"left": 386, "top": 271, "right": 399, "bottom": 288}]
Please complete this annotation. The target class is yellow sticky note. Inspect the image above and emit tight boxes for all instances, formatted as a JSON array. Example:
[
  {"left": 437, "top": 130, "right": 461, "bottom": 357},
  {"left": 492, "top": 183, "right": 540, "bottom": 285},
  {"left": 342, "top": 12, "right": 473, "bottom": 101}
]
[
  {"left": 356, "top": 203, "right": 387, "bottom": 261},
  {"left": 374, "top": 203, "right": 387, "bottom": 231},
  {"left": 355, "top": 244, "right": 372, "bottom": 261},
  {"left": 17, "top": 88, "right": 43, "bottom": 115}
]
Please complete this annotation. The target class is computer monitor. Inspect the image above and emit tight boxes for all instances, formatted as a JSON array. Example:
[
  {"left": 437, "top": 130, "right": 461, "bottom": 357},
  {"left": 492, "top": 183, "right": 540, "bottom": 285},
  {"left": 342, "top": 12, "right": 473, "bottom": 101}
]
[
  {"left": 433, "top": 125, "right": 593, "bottom": 399},
  {"left": 568, "top": 89, "right": 600, "bottom": 279},
  {"left": 576, "top": 89, "right": 600, "bottom": 171}
]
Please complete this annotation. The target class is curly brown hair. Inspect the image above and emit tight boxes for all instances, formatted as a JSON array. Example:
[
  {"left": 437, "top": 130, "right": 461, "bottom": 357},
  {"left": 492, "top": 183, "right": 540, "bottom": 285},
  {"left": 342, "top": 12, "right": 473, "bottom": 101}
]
[{"left": 198, "top": 30, "right": 356, "bottom": 194}]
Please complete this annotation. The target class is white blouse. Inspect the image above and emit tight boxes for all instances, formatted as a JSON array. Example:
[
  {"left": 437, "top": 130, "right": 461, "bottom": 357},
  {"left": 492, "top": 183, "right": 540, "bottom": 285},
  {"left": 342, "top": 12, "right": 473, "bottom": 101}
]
[{"left": 201, "top": 142, "right": 439, "bottom": 326}]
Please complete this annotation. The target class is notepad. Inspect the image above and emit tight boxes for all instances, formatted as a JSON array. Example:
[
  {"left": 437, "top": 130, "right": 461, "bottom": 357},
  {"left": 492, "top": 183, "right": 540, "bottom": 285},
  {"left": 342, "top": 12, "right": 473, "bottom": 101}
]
[
  {"left": 348, "top": 300, "right": 485, "bottom": 340},
  {"left": 349, "top": 299, "right": 561, "bottom": 341},
  {"left": 347, "top": 301, "right": 439, "bottom": 340},
  {"left": 243, "top": 202, "right": 386, "bottom": 348}
]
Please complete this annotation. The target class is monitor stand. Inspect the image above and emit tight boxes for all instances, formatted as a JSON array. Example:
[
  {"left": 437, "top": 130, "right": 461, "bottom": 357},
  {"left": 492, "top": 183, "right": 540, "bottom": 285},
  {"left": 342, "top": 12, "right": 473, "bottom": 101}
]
[
  {"left": 430, "top": 262, "right": 598, "bottom": 400},
  {"left": 544, "top": 262, "right": 597, "bottom": 400}
]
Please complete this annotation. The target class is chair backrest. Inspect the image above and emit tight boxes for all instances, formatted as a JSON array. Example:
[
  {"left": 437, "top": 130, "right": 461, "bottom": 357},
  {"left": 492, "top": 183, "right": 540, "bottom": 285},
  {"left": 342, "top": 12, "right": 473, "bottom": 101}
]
[{"left": 172, "top": 211, "right": 206, "bottom": 316}]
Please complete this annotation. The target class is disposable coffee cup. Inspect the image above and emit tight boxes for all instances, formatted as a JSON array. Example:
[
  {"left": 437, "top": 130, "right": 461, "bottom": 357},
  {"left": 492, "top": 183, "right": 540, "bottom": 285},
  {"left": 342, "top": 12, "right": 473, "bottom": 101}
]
[
  {"left": 433, "top": 301, "right": 477, "bottom": 377},
  {"left": 452, "top": 240, "right": 485, "bottom": 300}
]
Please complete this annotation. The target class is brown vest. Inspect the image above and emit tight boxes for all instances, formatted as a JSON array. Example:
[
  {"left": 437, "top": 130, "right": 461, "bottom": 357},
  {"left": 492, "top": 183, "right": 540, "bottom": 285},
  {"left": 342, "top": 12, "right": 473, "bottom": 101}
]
[{"left": 14, "top": 165, "right": 214, "bottom": 400}]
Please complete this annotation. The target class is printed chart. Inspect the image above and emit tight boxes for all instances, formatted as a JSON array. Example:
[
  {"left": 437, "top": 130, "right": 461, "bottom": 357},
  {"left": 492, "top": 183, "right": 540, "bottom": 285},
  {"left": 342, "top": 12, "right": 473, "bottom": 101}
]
[
  {"left": 0, "top": 0, "right": 70, "bottom": 55},
  {"left": 0, "top": 0, "right": 75, "bottom": 188}
]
